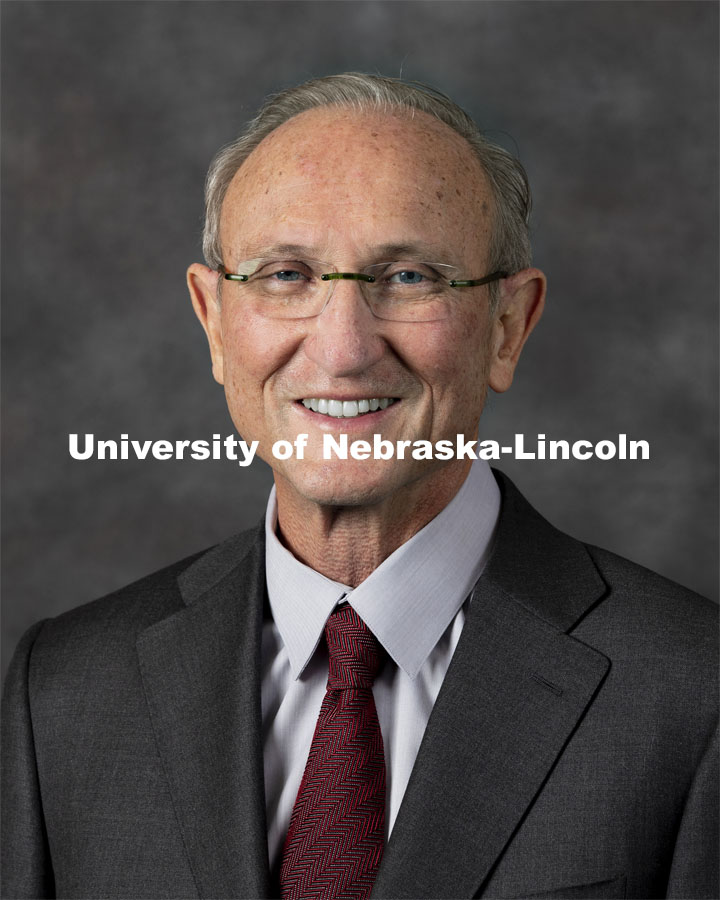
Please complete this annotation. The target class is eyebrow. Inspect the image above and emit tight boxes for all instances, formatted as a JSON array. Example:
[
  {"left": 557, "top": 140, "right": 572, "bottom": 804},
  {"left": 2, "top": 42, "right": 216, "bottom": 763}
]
[
  {"left": 238, "top": 243, "right": 321, "bottom": 259},
  {"left": 234, "top": 241, "right": 454, "bottom": 264},
  {"left": 369, "top": 242, "right": 450, "bottom": 261}
]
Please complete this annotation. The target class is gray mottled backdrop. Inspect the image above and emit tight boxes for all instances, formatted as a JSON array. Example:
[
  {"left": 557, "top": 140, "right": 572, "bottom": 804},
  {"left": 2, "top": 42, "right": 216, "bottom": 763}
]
[{"left": 2, "top": 0, "right": 718, "bottom": 676}]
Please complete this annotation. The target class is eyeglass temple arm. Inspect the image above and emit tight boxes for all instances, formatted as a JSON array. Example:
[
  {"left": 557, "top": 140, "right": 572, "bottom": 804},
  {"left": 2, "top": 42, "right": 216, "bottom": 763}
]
[{"left": 448, "top": 270, "right": 508, "bottom": 288}]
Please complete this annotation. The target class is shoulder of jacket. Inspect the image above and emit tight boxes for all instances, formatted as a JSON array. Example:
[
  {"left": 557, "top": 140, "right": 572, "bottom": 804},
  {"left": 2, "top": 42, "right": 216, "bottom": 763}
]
[
  {"left": 22, "top": 524, "right": 264, "bottom": 686},
  {"left": 578, "top": 542, "right": 717, "bottom": 666},
  {"left": 585, "top": 541, "right": 715, "bottom": 614}
]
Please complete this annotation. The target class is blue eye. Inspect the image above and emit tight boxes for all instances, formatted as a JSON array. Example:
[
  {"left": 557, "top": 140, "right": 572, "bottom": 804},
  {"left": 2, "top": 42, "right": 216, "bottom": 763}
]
[
  {"left": 250, "top": 260, "right": 315, "bottom": 282},
  {"left": 391, "top": 270, "right": 425, "bottom": 285},
  {"left": 274, "top": 269, "right": 303, "bottom": 282}
]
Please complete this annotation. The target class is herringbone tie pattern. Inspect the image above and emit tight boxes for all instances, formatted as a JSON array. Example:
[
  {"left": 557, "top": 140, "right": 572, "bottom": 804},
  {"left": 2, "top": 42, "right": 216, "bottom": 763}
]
[{"left": 279, "top": 604, "right": 386, "bottom": 900}]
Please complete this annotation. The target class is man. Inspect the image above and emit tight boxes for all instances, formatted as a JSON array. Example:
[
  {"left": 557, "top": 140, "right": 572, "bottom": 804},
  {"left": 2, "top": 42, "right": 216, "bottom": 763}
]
[{"left": 2, "top": 73, "right": 717, "bottom": 900}]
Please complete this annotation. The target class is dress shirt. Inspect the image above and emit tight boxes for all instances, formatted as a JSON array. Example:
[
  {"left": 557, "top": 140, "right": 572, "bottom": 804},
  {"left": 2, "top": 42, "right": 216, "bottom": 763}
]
[{"left": 261, "top": 460, "right": 501, "bottom": 868}]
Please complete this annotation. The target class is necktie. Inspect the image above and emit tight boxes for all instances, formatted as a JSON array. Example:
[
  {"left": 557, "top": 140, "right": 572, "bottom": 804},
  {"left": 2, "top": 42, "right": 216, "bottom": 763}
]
[{"left": 279, "top": 604, "right": 386, "bottom": 900}]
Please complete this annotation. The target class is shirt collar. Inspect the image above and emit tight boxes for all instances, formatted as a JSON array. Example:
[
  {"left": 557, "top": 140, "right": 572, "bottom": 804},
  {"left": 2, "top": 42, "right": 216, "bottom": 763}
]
[{"left": 265, "top": 460, "right": 500, "bottom": 680}]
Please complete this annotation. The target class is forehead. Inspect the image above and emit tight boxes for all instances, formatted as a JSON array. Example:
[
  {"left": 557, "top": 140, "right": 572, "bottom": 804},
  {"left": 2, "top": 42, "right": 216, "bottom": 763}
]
[{"left": 220, "top": 106, "right": 493, "bottom": 261}]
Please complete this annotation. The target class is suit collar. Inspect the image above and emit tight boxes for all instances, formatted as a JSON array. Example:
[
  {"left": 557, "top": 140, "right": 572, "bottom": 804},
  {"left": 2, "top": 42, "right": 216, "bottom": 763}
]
[
  {"left": 483, "top": 469, "right": 608, "bottom": 631},
  {"left": 176, "top": 522, "right": 264, "bottom": 606}
]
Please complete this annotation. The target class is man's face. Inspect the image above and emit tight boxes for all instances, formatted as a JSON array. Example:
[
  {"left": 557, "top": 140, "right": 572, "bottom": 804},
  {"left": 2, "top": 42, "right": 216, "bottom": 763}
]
[{"left": 191, "top": 107, "right": 534, "bottom": 509}]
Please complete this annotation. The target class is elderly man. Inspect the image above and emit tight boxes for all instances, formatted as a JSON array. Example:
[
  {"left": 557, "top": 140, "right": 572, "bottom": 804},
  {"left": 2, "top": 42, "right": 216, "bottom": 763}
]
[{"left": 2, "top": 73, "right": 717, "bottom": 900}]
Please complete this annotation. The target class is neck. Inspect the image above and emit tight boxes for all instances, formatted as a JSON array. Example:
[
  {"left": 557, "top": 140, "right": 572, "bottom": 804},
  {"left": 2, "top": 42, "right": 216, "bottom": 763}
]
[{"left": 273, "top": 462, "right": 472, "bottom": 587}]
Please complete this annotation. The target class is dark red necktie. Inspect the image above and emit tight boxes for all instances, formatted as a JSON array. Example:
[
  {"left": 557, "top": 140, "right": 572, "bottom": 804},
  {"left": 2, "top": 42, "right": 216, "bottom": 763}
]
[{"left": 279, "top": 604, "right": 386, "bottom": 900}]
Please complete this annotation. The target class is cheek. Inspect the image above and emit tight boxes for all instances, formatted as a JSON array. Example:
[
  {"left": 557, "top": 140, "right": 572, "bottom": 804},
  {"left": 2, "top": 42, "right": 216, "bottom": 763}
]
[
  {"left": 218, "top": 314, "right": 305, "bottom": 440},
  {"left": 220, "top": 310, "right": 297, "bottom": 385},
  {"left": 411, "top": 311, "right": 491, "bottom": 395}
]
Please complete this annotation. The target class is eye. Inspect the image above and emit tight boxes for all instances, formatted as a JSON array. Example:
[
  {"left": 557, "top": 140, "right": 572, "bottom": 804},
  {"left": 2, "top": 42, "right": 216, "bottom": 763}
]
[
  {"left": 253, "top": 260, "right": 314, "bottom": 283},
  {"left": 389, "top": 269, "right": 426, "bottom": 285},
  {"left": 274, "top": 269, "right": 304, "bottom": 282},
  {"left": 382, "top": 263, "right": 444, "bottom": 286}
]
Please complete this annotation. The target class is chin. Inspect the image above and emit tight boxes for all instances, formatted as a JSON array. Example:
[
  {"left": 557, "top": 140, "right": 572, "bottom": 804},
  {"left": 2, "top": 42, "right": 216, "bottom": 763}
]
[{"left": 275, "top": 458, "right": 420, "bottom": 509}]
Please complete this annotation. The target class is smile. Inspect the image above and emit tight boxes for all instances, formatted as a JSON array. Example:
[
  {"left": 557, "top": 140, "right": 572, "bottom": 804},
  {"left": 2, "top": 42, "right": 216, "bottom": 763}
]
[{"left": 301, "top": 398, "right": 397, "bottom": 418}]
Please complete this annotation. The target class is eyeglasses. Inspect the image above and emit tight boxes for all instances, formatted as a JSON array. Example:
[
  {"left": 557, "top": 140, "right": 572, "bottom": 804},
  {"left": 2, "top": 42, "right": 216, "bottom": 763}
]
[{"left": 219, "top": 257, "right": 508, "bottom": 322}]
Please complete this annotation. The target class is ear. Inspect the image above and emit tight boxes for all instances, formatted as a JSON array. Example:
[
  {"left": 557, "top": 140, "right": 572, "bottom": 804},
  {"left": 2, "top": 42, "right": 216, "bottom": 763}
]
[
  {"left": 488, "top": 268, "right": 546, "bottom": 393},
  {"left": 187, "top": 263, "right": 224, "bottom": 385}
]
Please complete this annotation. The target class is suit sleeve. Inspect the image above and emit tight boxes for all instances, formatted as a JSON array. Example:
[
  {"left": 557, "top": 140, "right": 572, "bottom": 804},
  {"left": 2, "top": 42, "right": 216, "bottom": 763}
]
[
  {"left": 1, "top": 621, "right": 55, "bottom": 900},
  {"left": 665, "top": 722, "right": 719, "bottom": 899}
]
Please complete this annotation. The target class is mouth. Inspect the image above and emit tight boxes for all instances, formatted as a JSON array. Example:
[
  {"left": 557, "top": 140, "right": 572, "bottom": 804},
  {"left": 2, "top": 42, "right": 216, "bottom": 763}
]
[{"left": 300, "top": 397, "right": 398, "bottom": 419}]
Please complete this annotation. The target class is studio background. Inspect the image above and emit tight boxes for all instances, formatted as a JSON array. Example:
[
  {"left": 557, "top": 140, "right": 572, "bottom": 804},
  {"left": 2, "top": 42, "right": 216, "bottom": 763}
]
[{"left": 2, "top": 0, "right": 717, "bottom": 678}]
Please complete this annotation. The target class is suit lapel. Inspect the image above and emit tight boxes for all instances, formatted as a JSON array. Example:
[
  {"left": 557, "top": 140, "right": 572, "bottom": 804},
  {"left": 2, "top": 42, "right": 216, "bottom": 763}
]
[
  {"left": 372, "top": 473, "right": 611, "bottom": 900},
  {"left": 137, "top": 525, "right": 271, "bottom": 900}
]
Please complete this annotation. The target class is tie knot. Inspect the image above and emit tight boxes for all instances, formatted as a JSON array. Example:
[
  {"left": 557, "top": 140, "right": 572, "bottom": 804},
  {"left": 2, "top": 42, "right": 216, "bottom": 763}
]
[{"left": 325, "top": 605, "right": 383, "bottom": 690}]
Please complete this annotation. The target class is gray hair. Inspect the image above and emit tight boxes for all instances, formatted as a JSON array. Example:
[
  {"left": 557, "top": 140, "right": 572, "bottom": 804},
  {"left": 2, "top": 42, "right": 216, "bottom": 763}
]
[{"left": 202, "top": 72, "right": 532, "bottom": 300}]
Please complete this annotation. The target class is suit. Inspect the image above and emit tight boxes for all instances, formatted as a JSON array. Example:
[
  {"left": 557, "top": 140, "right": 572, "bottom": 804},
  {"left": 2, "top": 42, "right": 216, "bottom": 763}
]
[{"left": 2, "top": 472, "right": 717, "bottom": 899}]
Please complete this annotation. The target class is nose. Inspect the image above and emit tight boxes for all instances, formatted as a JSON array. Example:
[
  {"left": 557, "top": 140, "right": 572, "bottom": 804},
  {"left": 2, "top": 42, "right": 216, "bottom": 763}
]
[{"left": 303, "top": 278, "right": 386, "bottom": 377}]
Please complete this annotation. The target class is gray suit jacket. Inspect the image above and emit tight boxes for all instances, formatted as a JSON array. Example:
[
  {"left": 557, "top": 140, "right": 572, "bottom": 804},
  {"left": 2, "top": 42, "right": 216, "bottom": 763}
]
[{"left": 2, "top": 473, "right": 717, "bottom": 900}]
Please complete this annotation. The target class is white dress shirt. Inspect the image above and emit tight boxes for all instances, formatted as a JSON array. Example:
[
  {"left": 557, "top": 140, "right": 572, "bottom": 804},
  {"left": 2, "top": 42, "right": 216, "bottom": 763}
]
[{"left": 261, "top": 460, "right": 501, "bottom": 868}]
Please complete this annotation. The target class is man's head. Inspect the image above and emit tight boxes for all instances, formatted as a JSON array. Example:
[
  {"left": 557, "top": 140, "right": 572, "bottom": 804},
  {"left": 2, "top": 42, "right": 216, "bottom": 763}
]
[{"left": 188, "top": 73, "right": 545, "bottom": 512}]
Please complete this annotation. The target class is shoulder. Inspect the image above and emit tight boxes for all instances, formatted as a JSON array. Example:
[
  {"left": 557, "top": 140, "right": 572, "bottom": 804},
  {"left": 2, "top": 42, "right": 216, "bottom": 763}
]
[
  {"left": 580, "top": 541, "right": 717, "bottom": 666},
  {"left": 575, "top": 544, "right": 718, "bottom": 771},
  {"left": 7, "top": 524, "right": 264, "bottom": 699},
  {"left": 490, "top": 469, "right": 717, "bottom": 683},
  {"left": 585, "top": 540, "right": 716, "bottom": 626}
]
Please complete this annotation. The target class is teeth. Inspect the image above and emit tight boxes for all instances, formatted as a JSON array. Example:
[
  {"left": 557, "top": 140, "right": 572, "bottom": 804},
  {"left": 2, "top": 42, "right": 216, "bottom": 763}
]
[
  {"left": 343, "top": 401, "right": 359, "bottom": 417},
  {"left": 301, "top": 397, "right": 397, "bottom": 418}
]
